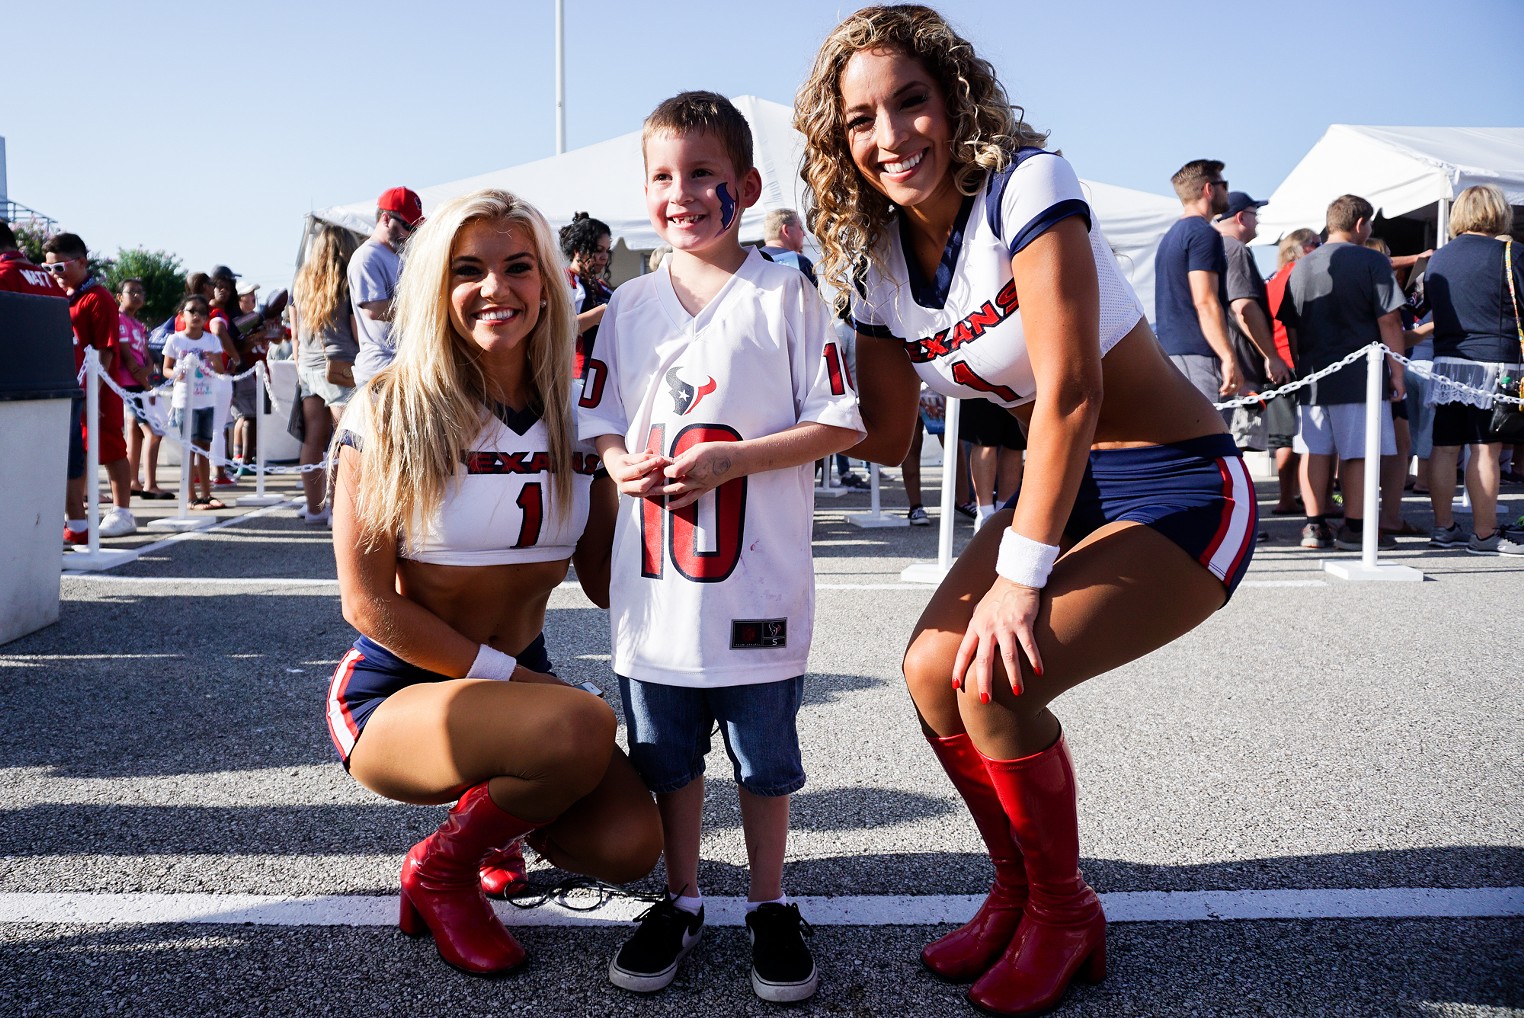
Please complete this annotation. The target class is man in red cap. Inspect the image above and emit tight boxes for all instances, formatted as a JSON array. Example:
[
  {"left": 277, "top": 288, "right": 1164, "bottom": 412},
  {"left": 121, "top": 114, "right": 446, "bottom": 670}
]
[{"left": 348, "top": 186, "right": 423, "bottom": 389}]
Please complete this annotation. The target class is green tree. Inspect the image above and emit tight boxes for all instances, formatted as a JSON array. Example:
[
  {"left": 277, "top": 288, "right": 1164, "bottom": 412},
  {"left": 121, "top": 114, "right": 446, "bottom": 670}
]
[
  {"left": 106, "top": 248, "right": 186, "bottom": 325},
  {"left": 12, "top": 222, "right": 49, "bottom": 263}
]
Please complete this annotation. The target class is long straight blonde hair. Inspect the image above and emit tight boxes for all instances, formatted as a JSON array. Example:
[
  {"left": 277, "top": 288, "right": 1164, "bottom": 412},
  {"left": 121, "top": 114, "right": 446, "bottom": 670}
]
[
  {"left": 294, "top": 224, "right": 359, "bottom": 334},
  {"left": 341, "top": 189, "right": 577, "bottom": 551}
]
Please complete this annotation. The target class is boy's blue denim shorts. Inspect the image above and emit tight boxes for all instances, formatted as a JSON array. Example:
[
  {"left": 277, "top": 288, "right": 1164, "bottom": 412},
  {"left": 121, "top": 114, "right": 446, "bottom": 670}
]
[{"left": 617, "top": 675, "right": 806, "bottom": 797}]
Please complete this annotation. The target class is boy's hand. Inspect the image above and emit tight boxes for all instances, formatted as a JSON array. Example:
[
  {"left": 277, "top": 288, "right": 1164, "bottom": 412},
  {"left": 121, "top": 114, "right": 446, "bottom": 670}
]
[
  {"left": 604, "top": 448, "right": 671, "bottom": 499},
  {"left": 662, "top": 441, "right": 741, "bottom": 511}
]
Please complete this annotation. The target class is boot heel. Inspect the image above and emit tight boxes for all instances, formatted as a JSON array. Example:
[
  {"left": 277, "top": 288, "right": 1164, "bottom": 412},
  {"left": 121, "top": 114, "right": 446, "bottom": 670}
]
[
  {"left": 1078, "top": 942, "right": 1107, "bottom": 984},
  {"left": 398, "top": 892, "right": 427, "bottom": 938}
]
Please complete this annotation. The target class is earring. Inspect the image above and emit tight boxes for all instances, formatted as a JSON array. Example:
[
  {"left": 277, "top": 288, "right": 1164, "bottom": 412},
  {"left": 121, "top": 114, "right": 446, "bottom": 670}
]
[{"left": 538, "top": 299, "right": 547, "bottom": 308}]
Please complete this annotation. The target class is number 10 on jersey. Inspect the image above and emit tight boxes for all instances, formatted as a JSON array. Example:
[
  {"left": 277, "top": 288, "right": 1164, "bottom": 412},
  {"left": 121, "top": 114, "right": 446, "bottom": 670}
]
[{"left": 640, "top": 423, "right": 747, "bottom": 583}]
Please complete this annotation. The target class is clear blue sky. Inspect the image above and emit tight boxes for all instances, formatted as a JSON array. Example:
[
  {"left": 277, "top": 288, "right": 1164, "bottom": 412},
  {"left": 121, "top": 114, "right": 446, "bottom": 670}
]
[{"left": 6, "top": 0, "right": 1520, "bottom": 296}]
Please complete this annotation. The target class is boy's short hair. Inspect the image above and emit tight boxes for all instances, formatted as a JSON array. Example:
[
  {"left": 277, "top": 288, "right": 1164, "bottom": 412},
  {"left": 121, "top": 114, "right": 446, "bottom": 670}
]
[
  {"left": 180, "top": 295, "right": 210, "bottom": 314},
  {"left": 1326, "top": 194, "right": 1374, "bottom": 234},
  {"left": 642, "top": 91, "right": 754, "bottom": 175},
  {"left": 1171, "top": 159, "right": 1224, "bottom": 203},
  {"left": 42, "top": 231, "right": 88, "bottom": 260}
]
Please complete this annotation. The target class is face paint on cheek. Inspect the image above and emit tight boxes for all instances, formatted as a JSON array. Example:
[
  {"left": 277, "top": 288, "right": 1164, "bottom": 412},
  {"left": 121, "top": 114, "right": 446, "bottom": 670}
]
[{"left": 717, "top": 183, "right": 737, "bottom": 230}]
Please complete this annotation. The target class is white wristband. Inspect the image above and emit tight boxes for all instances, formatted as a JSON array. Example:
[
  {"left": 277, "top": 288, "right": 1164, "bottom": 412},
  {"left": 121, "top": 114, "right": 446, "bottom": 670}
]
[
  {"left": 468, "top": 644, "right": 518, "bottom": 681},
  {"left": 995, "top": 529, "right": 1061, "bottom": 589}
]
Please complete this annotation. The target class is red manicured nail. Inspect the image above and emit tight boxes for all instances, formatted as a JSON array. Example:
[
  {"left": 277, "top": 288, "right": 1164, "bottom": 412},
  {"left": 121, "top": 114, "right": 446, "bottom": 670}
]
[
  {"left": 980, "top": 692, "right": 990, "bottom": 704},
  {"left": 951, "top": 677, "right": 961, "bottom": 691},
  {"left": 1034, "top": 666, "right": 1043, "bottom": 677}
]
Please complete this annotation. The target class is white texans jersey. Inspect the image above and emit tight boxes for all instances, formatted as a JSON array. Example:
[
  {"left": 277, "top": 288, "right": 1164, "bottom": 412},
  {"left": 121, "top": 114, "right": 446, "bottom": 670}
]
[
  {"left": 578, "top": 250, "right": 864, "bottom": 687},
  {"left": 851, "top": 149, "right": 1145, "bottom": 408},
  {"left": 338, "top": 395, "right": 601, "bottom": 566}
]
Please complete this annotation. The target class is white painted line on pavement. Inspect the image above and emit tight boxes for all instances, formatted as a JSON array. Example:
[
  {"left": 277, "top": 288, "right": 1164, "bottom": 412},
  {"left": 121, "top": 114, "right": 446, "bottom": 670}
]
[
  {"left": 63, "top": 575, "right": 1324, "bottom": 593},
  {"left": 64, "top": 499, "right": 301, "bottom": 571},
  {"left": 63, "top": 576, "right": 337, "bottom": 587},
  {"left": 2, "top": 887, "right": 1517, "bottom": 928}
]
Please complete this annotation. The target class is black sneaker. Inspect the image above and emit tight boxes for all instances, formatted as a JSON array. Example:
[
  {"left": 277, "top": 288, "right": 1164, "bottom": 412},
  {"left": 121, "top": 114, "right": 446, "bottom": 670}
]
[
  {"left": 746, "top": 902, "right": 818, "bottom": 1002},
  {"left": 608, "top": 897, "right": 704, "bottom": 993}
]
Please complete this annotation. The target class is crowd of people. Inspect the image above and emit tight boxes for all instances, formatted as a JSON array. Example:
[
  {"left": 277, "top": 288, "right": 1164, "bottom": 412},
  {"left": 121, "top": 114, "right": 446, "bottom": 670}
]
[
  {"left": 5, "top": 5, "right": 1522, "bottom": 1015},
  {"left": 0, "top": 222, "right": 294, "bottom": 528},
  {"left": 1152, "top": 163, "right": 1524, "bottom": 557}
]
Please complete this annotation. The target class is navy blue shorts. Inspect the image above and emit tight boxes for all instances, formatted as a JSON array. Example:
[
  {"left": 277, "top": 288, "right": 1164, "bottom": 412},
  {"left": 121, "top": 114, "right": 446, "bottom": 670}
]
[
  {"left": 618, "top": 675, "right": 806, "bottom": 797},
  {"left": 1003, "top": 434, "right": 1257, "bottom": 600},
  {"left": 325, "top": 632, "right": 553, "bottom": 766},
  {"left": 66, "top": 396, "right": 86, "bottom": 480}
]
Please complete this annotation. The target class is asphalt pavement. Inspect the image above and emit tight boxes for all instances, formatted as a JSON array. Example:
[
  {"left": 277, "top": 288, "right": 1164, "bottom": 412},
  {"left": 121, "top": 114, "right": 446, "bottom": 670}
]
[{"left": 3, "top": 466, "right": 1521, "bottom": 1018}]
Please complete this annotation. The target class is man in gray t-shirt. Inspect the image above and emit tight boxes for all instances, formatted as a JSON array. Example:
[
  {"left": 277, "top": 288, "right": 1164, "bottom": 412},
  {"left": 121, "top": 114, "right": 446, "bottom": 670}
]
[
  {"left": 1275, "top": 193, "right": 1406, "bottom": 550},
  {"left": 349, "top": 186, "right": 423, "bottom": 389}
]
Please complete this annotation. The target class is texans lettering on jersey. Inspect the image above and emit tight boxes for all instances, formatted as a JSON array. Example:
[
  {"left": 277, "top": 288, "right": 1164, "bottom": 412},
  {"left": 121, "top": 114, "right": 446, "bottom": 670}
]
[
  {"left": 338, "top": 396, "right": 600, "bottom": 567},
  {"left": 578, "top": 250, "right": 864, "bottom": 688},
  {"left": 852, "top": 148, "right": 1145, "bottom": 408}
]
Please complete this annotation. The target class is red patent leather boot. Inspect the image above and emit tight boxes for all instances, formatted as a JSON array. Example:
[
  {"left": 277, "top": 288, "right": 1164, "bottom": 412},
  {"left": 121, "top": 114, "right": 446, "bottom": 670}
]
[
  {"left": 398, "top": 783, "right": 544, "bottom": 976},
  {"left": 479, "top": 842, "right": 528, "bottom": 898},
  {"left": 922, "top": 732, "right": 1028, "bottom": 982},
  {"left": 969, "top": 732, "right": 1106, "bottom": 1016}
]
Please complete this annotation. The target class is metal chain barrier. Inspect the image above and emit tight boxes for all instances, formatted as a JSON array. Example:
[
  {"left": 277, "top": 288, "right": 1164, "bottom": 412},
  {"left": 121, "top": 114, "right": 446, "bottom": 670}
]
[
  {"left": 95, "top": 356, "right": 331, "bottom": 476},
  {"left": 1212, "top": 341, "right": 1524, "bottom": 411}
]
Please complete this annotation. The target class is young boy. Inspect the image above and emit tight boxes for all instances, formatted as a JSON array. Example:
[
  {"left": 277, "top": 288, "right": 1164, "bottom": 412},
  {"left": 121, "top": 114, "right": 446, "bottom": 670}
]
[
  {"left": 578, "top": 92, "right": 863, "bottom": 1003},
  {"left": 161, "top": 296, "right": 226, "bottom": 508}
]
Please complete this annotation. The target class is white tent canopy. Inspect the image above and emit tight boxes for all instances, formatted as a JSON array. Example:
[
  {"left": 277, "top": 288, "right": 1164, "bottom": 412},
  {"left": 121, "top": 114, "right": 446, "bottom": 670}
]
[
  {"left": 1255, "top": 126, "right": 1524, "bottom": 244},
  {"left": 304, "top": 96, "right": 1179, "bottom": 310}
]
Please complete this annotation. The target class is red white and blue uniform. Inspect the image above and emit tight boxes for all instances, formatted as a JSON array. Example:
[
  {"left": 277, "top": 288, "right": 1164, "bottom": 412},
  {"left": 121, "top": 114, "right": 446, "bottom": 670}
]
[
  {"left": 324, "top": 396, "right": 602, "bottom": 764},
  {"left": 854, "top": 149, "right": 1255, "bottom": 597}
]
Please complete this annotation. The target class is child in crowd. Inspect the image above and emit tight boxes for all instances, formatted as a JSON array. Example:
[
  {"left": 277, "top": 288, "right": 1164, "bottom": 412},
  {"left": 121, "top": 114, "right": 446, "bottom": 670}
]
[
  {"left": 578, "top": 91, "right": 863, "bottom": 1003},
  {"left": 161, "top": 295, "right": 226, "bottom": 509}
]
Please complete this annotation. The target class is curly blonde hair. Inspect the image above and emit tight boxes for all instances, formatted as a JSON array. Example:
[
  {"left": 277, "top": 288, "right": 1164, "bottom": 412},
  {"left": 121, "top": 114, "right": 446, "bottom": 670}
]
[
  {"left": 339, "top": 189, "right": 577, "bottom": 550},
  {"left": 795, "top": 4, "right": 1047, "bottom": 313}
]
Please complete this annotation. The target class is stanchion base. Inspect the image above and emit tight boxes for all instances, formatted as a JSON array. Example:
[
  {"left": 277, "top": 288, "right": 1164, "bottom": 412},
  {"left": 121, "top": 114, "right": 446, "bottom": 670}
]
[
  {"left": 233, "top": 495, "right": 286, "bottom": 506},
  {"left": 813, "top": 486, "right": 852, "bottom": 498},
  {"left": 1322, "top": 560, "right": 1425, "bottom": 582},
  {"left": 146, "top": 516, "right": 218, "bottom": 532},
  {"left": 901, "top": 561, "right": 950, "bottom": 584},
  {"left": 61, "top": 547, "right": 139, "bottom": 572},
  {"left": 848, "top": 512, "right": 910, "bottom": 529}
]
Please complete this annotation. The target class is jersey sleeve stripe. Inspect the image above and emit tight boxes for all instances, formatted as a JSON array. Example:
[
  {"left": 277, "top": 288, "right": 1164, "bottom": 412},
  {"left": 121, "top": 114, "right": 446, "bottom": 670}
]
[
  {"left": 853, "top": 318, "right": 902, "bottom": 340},
  {"left": 1006, "top": 198, "right": 1093, "bottom": 257}
]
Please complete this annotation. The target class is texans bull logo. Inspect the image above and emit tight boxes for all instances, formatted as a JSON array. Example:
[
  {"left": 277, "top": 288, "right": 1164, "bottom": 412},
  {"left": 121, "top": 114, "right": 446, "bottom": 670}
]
[{"left": 666, "top": 367, "right": 717, "bottom": 416}]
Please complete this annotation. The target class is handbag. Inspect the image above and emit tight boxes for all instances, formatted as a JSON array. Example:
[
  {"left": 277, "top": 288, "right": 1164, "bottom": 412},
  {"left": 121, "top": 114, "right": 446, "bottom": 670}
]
[
  {"left": 1488, "top": 239, "right": 1524, "bottom": 441},
  {"left": 324, "top": 359, "right": 355, "bottom": 388}
]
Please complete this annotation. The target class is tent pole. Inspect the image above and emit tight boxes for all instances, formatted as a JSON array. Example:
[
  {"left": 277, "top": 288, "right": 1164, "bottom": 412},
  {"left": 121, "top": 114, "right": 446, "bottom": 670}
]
[
  {"left": 554, "top": 0, "right": 566, "bottom": 154},
  {"left": 1436, "top": 197, "right": 1450, "bottom": 249}
]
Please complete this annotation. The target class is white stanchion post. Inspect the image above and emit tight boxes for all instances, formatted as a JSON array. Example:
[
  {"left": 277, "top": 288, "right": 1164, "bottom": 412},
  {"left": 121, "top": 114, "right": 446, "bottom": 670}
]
[
  {"left": 1361, "top": 342, "right": 1381, "bottom": 568},
  {"left": 814, "top": 456, "right": 849, "bottom": 498},
  {"left": 235, "top": 362, "right": 285, "bottom": 506},
  {"left": 903, "top": 398, "right": 961, "bottom": 583},
  {"left": 847, "top": 462, "right": 909, "bottom": 529},
  {"left": 62, "top": 349, "right": 138, "bottom": 571},
  {"left": 1324, "top": 343, "right": 1422, "bottom": 583},
  {"left": 85, "top": 348, "right": 100, "bottom": 556},
  {"left": 148, "top": 356, "right": 215, "bottom": 532}
]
